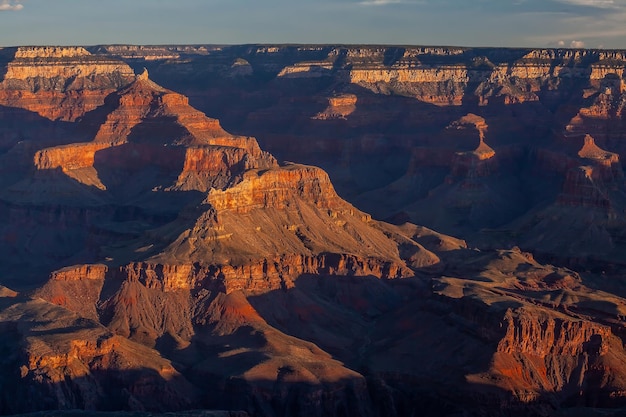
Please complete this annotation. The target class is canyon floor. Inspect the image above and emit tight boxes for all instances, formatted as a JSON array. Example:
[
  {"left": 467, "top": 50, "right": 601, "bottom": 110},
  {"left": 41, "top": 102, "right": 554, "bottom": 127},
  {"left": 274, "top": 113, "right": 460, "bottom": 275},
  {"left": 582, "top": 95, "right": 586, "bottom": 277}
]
[{"left": 1, "top": 44, "right": 626, "bottom": 416}]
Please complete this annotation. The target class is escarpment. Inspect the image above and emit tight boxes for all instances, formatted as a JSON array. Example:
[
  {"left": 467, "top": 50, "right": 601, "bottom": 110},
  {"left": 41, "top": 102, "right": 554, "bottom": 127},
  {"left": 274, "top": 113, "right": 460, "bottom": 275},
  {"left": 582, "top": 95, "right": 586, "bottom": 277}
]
[
  {"left": 0, "top": 49, "right": 421, "bottom": 416},
  {"left": 0, "top": 46, "right": 135, "bottom": 121},
  {"left": 122, "top": 45, "right": 625, "bottom": 253},
  {"left": 4, "top": 44, "right": 626, "bottom": 417},
  {"left": 31, "top": 69, "right": 277, "bottom": 194}
]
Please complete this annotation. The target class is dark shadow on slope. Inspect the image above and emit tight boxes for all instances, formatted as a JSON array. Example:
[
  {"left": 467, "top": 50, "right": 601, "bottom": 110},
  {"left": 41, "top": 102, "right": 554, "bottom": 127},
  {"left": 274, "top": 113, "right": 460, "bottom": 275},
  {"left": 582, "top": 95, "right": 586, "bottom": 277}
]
[
  {"left": 130, "top": 46, "right": 596, "bottom": 239},
  {"left": 93, "top": 142, "right": 186, "bottom": 201},
  {"left": 227, "top": 273, "right": 515, "bottom": 416},
  {"left": 0, "top": 104, "right": 84, "bottom": 177},
  {"left": 244, "top": 272, "right": 626, "bottom": 415},
  {"left": 0, "top": 367, "right": 199, "bottom": 415},
  {"left": 72, "top": 85, "right": 125, "bottom": 140},
  {"left": 382, "top": 47, "right": 405, "bottom": 67},
  {"left": 0, "top": 164, "right": 206, "bottom": 290},
  {"left": 0, "top": 47, "right": 16, "bottom": 83},
  {"left": 0, "top": 169, "right": 112, "bottom": 289},
  {"left": 48, "top": 243, "right": 626, "bottom": 417}
]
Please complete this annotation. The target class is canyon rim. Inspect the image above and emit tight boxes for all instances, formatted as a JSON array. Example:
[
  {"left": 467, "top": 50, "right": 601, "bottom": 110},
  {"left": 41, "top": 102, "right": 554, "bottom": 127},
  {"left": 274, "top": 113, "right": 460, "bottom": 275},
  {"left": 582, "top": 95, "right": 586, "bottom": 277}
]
[{"left": 1, "top": 44, "right": 626, "bottom": 417}]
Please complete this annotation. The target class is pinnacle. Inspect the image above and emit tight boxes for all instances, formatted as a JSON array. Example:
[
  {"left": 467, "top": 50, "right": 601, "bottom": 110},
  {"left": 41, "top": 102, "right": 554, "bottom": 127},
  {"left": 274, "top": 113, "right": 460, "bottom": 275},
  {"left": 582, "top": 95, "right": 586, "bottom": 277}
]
[
  {"left": 127, "top": 67, "right": 167, "bottom": 93},
  {"left": 137, "top": 67, "right": 149, "bottom": 81}
]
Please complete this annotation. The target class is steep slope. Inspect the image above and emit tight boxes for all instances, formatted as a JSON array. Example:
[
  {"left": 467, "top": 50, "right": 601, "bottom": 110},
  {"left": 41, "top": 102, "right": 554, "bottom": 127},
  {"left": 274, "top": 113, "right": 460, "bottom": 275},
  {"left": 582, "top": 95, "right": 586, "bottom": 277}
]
[
  {"left": 0, "top": 46, "right": 135, "bottom": 122},
  {"left": 5, "top": 45, "right": 626, "bottom": 417},
  {"left": 31, "top": 68, "right": 276, "bottom": 196},
  {"left": 506, "top": 134, "right": 626, "bottom": 263},
  {"left": 0, "top": 49, "right": 422, "bottom": 416},
  {"left": 0, "top": 290, "right": 197, "bottom": 414},
  {"left": 0, "top": 61, "right": 279, "bottom": 284},
  {"left": 130, "top": 45, "right": 626, "bottom": 264}
]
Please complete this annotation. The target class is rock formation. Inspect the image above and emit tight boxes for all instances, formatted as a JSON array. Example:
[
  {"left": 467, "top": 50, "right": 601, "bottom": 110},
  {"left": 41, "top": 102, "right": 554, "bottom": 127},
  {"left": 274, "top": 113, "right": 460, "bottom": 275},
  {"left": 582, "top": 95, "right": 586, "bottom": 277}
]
[
  {"left": 0, "top": 46, "right": 135, "bottom": 121},
  {"left": 2, "top": 45, "right": 626, "bottom": 417}
]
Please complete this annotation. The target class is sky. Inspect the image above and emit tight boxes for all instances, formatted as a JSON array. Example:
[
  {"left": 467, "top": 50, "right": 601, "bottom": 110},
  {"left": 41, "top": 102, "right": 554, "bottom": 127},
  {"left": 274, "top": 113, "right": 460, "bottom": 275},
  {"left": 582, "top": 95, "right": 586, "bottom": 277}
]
[{"left": 0, "top": 0, "right": 625, "bottom": 49}]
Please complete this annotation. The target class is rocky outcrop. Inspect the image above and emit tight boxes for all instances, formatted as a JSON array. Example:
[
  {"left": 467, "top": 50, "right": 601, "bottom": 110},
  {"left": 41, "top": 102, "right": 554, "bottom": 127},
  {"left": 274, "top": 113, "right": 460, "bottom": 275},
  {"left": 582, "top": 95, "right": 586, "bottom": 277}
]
[
  {"left": 30, "top": 70, "right": 277, "bottom": 193},
  {"left": 0, "top": 297, "right": 197, "bottom": 414},
  {"left": 34, "top": 142, "right": 110, "bottom": 171},
  {"left": 312, "top": 94, "right": 357, "bottom": 120},
  {"left": 173, "top": 146, "right": 276, "bottom": 192},
  {"left": 554, "top": 136, "right": 621, "bottom": 209},
  {"left": 497, "top": 309, "right": 611, "bottom": 357},
  {"left": 577, "top": 135, "right": 623, "bottom": 181},
  {"left": 0, "top": 47, "right": 135, "bottom": 121},
  {"left": 13, "top": 46, "right": 91, "bottom": 59},
  {"left": 558, "top": 166, "right": 611, "bottom": 209},
  {"left": 6, "top": 43, "right": 626, "bottom": 417},
  {"left": 447, "top": 114, "right": 498, "bottom": 178},
  {"left": 206, "top": 164, "right": 342, "bottom": 212},
  {"left": 108, "top": 254, "right": 407, "bottom": 296}
]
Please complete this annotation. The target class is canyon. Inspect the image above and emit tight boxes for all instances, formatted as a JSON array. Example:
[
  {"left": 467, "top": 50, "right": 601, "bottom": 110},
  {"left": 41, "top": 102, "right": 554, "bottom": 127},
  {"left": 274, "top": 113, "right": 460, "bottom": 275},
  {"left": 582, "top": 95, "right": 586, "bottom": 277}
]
[{"left": 1, "top": 45, "right": 626, "bottom": 416}]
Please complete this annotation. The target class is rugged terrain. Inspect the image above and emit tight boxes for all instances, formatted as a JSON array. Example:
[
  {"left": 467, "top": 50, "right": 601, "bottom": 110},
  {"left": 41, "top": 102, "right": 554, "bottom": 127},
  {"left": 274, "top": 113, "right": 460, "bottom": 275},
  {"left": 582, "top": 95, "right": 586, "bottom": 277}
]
[{"left": 1, "top": 45, "right": 626, "bottom": 416}]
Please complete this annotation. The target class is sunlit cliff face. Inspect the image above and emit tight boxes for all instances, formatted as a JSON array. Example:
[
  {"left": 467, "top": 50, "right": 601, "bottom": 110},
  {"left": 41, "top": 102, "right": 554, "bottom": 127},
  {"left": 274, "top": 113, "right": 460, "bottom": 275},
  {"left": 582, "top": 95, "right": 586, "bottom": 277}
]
[{"left": 2, "top": 45, "right": 626, "bottom": 417}]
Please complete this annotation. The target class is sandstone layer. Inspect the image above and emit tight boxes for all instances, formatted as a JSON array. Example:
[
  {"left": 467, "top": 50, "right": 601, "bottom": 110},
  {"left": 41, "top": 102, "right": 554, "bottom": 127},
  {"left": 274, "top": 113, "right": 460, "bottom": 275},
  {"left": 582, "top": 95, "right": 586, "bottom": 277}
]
[{"left": 2, "top": 45, "right": 626, "bottom": 417}]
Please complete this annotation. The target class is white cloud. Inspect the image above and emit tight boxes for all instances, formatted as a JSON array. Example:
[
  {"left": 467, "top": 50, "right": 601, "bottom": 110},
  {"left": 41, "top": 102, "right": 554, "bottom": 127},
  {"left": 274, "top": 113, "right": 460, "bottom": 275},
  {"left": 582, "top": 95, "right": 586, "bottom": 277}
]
[
  {"left": 358, "top": 0, "right": 405, "bottom": 5},
  {"left": 553, "top": 0, "right": 616, "bottom": 8},
  {"left": 570, "top": 40, "right": 586, "bottom": 47},
  {"left": 523, "top": 7, "right": 626, "bottom": 48},
  {"left": 0, "top": 1, "right": 23, "bottom": 11},
  {"left": 558, "top": 40, "right": 565, "bottom": 46}
]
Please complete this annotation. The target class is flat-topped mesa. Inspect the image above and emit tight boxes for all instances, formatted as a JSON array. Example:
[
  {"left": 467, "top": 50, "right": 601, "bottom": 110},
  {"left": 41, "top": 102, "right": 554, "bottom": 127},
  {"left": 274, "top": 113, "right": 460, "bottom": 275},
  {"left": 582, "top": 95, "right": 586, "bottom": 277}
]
[
  {"left": 557, "top": 165, "right": 612, "bottom": 209},
  {"left": 447, "top": 114, "right": 497, "bottom": 178},
  {"left": 579, "top": 135, "right": 619, "bottom": 162},
  {"left": 92, "top": 45, "right": 182, "bottom": 60},
  {"left": 148, "top": 164, "right": 409, "bottom": 278},
  {"left": 3, "top": 46, "right": 135, "bottom": 85},
  {"left": 577, "top": 135, "right": 623, "bottom": 182},
  {"left": 206, "top": 163, "right": 343, "bottom": 213},
  {"left": 49, "top": 264, "right": 107, "bottom": 281},
  {"left": 348, "top": 65, "right": 470, "bottom": 105},
  {"left": 472, "top": 140, "right": 497, "bottom": 161},
  {"left": 448, "top": 113, "right": 488, "bottom": 142},
  {"left": 334, "top": 46, "right": 626, "bottom": 106},
  {"left": 277, "top": 61, "right": 334, "bottom": 78},
  {"left": 313, "top": 94, "right": 357, "bottom": 120},
  {"left": 145, "top": 160, "right": 409, "bottom": 278},
  {"left": 34, "top": 142, "right": 110, "bottom": 172},
  {"left": 13, "top": 46, "right": 91, "bottom": 59},
  {"left": 0, "top": 46, "right": 135, "bottom": 121},
  {"left": 450, "top": 140, "right": 498, "bottom": 181}
]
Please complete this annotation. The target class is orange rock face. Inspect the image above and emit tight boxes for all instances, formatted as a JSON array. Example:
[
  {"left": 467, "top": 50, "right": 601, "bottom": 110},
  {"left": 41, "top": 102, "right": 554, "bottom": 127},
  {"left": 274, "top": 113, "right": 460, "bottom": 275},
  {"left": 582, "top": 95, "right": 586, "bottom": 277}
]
[
  {"left": 5, "top": 44, "right": 626, "bottom": 417},
  {"left": 0, "top": 47, "right": 135, "bottom": 121},
  {"left": 27, "top": 69, "right": 277, "bottom": 194},
  {"left": 206, "top": 163, "right": 342, "bottom": 212},
  {"left": 34, "top": 142, "right": 110, "bottom": 171},
  {"left": 313, "top": 94, "right": 357, "bottom": 120}
]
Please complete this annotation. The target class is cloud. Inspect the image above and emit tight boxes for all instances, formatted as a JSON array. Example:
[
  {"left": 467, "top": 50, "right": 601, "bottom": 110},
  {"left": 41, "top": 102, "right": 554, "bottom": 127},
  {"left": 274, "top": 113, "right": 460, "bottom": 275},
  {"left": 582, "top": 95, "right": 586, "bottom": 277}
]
[
  {"left": 0, "top": 1, "right": 23, "bottom": 11},
  {"left": 570, "top": 40, "right": 586, "bottom": 47},
  {"left": 557, "top": 40, "right": 566, "bottom": 46},
  {"left": 356, "top": 0, "right": 423, "bottom": 6},
  {"left": 553, "top": 0, "right": 616, "bottom": 7}
]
